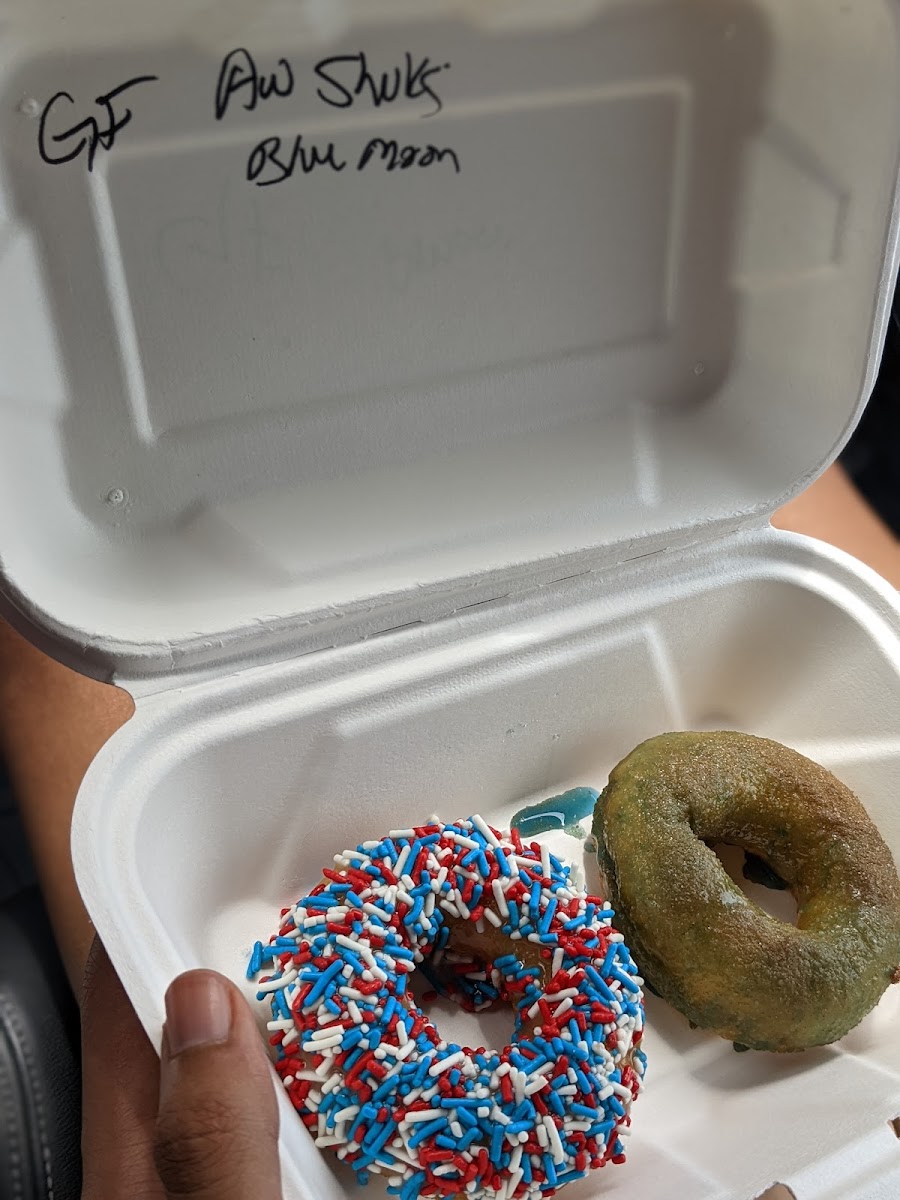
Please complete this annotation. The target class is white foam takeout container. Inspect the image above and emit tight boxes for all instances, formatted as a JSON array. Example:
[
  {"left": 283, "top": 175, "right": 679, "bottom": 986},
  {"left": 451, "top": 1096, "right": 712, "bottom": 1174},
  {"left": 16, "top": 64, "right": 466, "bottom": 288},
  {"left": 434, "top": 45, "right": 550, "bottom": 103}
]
[{"left": 2, "top": 1, "right": 900, "bottom": 1197}]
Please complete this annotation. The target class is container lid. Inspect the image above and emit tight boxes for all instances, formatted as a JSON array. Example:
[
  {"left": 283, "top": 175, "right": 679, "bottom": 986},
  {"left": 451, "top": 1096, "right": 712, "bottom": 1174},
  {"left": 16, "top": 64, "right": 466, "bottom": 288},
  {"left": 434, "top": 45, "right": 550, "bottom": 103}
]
[{"left": 1, "top": 0, "right": 899, "bottom": 683}]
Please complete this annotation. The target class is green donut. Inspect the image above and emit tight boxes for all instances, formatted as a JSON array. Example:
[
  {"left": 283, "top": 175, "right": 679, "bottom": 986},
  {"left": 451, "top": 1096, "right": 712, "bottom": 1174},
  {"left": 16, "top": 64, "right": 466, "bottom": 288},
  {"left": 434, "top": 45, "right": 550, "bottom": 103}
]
[{"left": 592, "top": 732, "right": 900, "bottom": 1052}]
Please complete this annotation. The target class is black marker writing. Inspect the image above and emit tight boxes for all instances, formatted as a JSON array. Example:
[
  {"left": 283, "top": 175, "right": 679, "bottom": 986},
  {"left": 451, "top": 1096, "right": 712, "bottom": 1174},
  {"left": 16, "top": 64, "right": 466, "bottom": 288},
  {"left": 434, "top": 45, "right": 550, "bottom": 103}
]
[
  {"left": 358, "top": 137, "right": 460, "bottom": 174},
  {"left": 215, "top": 48, "right": 294, "bottom": 121},
  {"left": 38, "top": 75, "right": 158, "bottom": 170},
  {"left": 314, "top": 51, "right": 450, "bottom": 118},
  {"left": 246, "top": 131, "right": 460, "bottom": 186},
  {"left": 246, "top": 135, "right": 348, "bottom": 186}
]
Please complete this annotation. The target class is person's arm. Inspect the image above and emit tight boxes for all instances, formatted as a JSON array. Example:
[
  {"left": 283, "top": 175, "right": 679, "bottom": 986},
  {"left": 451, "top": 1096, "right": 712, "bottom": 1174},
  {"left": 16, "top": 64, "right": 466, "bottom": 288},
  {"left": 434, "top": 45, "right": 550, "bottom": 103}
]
[
  {"left": 773, "top": 463, "right": 900, "bottom": 588},
  {"left": 0, "top": 622, "right": 132, "bottom": 988}
]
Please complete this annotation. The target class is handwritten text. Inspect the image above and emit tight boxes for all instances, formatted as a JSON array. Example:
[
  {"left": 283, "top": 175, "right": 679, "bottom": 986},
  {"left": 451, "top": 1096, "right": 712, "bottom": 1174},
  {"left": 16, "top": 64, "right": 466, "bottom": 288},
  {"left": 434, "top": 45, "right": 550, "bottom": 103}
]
[
  {"left": 314, "top": 51, "right": 451, "bottom": 118},
  {"left": 246, "top": 133, "right": 460, "bottom": 186},
  {"left": 38, "top": 75, "right": 159, "bottom": 171},
  {"left": 215, "top": 48, "right": 294, "bottom": 121}
]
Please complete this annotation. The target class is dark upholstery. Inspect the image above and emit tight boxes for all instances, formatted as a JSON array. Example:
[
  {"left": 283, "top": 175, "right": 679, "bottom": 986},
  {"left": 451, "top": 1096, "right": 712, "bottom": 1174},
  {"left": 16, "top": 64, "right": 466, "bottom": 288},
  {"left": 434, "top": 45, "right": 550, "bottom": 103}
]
[
  {"left": 842, "top": 288, "right": 900, "bottom": 535},
  {"left": 0, "top": 889, "right": 81, "bottom": 1200}
]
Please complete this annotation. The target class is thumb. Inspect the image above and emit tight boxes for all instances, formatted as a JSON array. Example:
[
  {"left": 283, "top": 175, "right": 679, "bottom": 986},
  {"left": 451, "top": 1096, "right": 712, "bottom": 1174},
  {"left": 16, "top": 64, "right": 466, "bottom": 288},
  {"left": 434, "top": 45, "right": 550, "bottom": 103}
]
[{"left": 154, "top": 970, "right": 282, "bottom": 1199}]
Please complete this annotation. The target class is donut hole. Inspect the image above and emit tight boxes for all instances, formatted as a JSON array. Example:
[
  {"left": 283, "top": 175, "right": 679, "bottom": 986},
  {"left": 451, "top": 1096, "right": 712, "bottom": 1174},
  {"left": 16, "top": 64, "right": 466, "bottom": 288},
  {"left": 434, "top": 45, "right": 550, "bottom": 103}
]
[
  {"left": 708, "top": 842, "right": 799, "bottom": 925},
  {"left": 408, "top": 960, "right": 518, "bottom": 1050}
]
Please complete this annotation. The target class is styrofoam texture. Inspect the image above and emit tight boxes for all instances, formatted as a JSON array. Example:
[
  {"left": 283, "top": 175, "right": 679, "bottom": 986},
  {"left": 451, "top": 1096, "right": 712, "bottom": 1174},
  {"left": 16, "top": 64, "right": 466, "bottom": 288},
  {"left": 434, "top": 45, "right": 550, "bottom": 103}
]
[
  {"left": 2, "top": 0, "right": 900, "bottom": 679},
  {"left": 5, "top": 2, "right": 900, "bottom": 1198},
  {"left": 73, "top": 530, "right": 900, "bottom": 1200}
]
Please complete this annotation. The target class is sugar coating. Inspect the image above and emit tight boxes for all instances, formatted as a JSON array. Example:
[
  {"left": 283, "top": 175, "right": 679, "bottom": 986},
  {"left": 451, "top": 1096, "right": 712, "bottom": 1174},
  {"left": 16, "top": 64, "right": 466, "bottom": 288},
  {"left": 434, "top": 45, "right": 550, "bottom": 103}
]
[{"left": 250, "top": 817, "right": 647, "bottom": 1200}]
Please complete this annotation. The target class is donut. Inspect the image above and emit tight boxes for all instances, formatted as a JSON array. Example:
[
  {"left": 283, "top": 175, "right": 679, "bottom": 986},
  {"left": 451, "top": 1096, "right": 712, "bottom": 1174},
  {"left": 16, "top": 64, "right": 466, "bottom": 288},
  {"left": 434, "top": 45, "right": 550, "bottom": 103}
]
[
  {"left": 250, "top": 816, "right": 646, "bottom": 1199},
  {"left": 592, "top": 731, "right": 900, "bottom": 1052}
]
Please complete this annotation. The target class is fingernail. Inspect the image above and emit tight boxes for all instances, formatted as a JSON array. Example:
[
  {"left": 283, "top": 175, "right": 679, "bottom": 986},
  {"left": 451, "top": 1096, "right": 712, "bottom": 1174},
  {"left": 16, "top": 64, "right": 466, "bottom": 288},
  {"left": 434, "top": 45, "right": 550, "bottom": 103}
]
[{"left": 164, "top": 971, "right": 232, "bottom": 1056}]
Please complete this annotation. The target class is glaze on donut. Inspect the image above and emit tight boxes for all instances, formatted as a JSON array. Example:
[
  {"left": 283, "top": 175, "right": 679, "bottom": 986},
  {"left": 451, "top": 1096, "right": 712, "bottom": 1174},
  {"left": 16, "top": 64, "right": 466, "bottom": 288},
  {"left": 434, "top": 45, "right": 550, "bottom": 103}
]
[
  {"left": 250, "top": 816, "right": 646, "bottom": 1200},
  {"left": 593, "top": 732, "right": 900, "bottom": 1051}
]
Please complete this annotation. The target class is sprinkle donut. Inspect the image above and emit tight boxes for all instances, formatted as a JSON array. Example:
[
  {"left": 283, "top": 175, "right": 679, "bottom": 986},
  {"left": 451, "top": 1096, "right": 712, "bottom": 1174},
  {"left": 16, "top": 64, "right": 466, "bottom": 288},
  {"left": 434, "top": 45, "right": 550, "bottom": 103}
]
[{"left": 250, "top": 816, "right": 646, "bottom": 1200}]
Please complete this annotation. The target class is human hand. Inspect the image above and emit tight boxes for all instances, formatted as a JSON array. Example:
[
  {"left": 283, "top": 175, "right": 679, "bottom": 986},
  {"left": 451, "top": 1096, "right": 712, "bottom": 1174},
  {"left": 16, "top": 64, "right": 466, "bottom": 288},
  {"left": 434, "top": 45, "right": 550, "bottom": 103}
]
[{"left": 81, "top": 938, "right": 283, "bottom": 1198}]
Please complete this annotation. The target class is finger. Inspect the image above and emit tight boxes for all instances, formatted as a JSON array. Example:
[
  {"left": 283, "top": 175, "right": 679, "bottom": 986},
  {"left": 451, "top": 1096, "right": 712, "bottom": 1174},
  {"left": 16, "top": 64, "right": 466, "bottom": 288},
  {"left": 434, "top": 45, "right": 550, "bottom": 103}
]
[
  {"left": 80, "top": 937, "right": 166, "bottom": 1199},
  {"left": 154, "top": 970, "right": 282, "bottom": 1199}
]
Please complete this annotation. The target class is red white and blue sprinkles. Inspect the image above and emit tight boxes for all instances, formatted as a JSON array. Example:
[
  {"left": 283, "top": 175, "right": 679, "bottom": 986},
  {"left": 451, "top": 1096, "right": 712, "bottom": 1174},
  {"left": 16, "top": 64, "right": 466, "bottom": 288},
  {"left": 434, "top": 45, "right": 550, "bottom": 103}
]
[{"left": 250, "top": 817, "right": 646, "bottom": 1200}]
